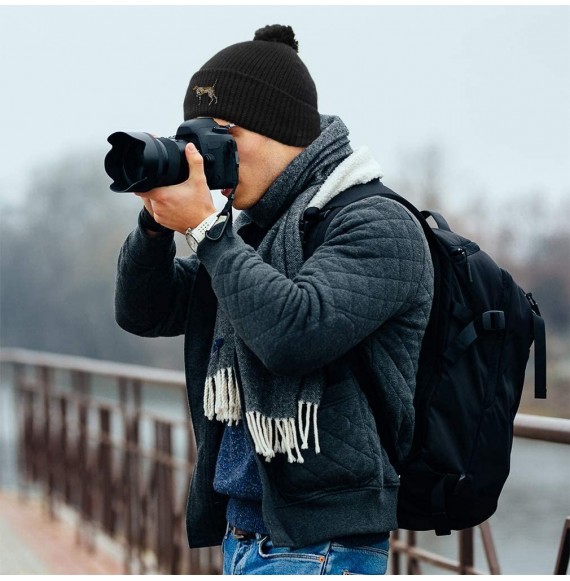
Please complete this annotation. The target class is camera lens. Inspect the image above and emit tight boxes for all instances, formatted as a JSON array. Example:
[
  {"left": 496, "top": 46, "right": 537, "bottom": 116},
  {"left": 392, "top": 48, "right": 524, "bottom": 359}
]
[
  {"left": 105, "top": 118, "right": 238, "bottom": 193},
  {"left": 105, "top": 132, "right": 165, "bottom": 193},
  {"left": 123, "top": 141, "right": 145, "bottom": 183}
]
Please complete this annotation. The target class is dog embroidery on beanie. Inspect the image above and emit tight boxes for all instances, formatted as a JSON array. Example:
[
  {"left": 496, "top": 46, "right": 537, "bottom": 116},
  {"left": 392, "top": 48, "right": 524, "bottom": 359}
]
[{"left": 193, "top": 81, "right": 218, "bottom": 105}]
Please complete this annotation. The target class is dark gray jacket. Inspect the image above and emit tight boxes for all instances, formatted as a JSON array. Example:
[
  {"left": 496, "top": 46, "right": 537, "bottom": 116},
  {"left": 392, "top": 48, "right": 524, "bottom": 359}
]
[{"left": 115, "top": 132, "right": 433, "bottom": 549}]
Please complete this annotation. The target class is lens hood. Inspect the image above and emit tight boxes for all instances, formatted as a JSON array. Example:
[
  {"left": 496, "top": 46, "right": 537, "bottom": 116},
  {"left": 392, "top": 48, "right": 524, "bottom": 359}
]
[{"left": 105, "top": 132, "right": 169, "bottom": 193}]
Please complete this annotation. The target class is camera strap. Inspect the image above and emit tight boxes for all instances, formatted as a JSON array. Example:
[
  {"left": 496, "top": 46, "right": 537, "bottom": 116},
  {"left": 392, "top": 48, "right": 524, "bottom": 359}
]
[{"left": 206, "top": 188, "right": 236, "bottom": 242}]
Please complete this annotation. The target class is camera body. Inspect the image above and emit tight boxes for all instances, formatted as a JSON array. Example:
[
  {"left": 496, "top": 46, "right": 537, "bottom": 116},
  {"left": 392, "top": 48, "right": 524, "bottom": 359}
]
[{"left": 105, "top": 118, "right": 239, "bottom": 193}]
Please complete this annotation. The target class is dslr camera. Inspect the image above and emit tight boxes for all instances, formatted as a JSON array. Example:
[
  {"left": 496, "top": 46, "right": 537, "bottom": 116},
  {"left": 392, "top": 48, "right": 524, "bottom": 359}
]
[{"left": 104, "top": 118, "right": 239, "bottom": 193}]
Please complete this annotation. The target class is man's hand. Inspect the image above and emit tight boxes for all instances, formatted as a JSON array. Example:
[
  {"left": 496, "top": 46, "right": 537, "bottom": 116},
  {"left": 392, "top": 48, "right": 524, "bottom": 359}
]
[{"left": 136, "top": 143, "right": 217, "bottom": 234}]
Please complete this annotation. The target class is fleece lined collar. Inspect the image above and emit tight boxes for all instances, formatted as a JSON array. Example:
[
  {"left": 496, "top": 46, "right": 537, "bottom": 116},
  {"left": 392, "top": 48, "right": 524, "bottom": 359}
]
[{"left": 307, "top": 146, "right": 384, "bottom": 210}]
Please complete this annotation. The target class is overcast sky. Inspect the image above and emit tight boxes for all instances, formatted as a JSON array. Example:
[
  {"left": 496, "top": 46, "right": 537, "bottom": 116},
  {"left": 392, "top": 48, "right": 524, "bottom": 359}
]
[{"left": 1, "top": 5, "right": 569, "bottom": 213}]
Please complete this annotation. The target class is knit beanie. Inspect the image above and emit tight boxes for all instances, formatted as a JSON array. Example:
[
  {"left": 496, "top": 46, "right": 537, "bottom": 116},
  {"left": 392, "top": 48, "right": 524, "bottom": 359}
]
[{"left": 183, "top": 25, "right": 320, "bottom": 147}]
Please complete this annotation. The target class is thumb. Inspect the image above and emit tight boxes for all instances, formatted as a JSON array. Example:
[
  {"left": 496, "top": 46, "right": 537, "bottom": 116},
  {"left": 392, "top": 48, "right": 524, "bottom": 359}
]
[
  {"left": 185, "top": 143, "right": 204, "bottom": 171},
  {"left": 185, "top": 142, "right": 205, "bottom": 178}
]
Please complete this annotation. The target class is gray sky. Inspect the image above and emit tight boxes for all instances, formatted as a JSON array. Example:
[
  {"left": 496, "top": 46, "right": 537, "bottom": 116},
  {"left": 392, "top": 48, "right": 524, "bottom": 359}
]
[{"left": 1, "top": 5, "right": 569, "bottom": 212}]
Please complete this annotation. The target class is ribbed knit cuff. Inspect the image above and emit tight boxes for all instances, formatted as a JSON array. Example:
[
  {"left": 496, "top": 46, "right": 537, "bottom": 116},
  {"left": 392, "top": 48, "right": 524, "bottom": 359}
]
[
  {"left": 124, "top": 219, "right": 176, "bottom": 268},
  {"left": 139, "top": 207, "right": 173, "bottom": 234}
]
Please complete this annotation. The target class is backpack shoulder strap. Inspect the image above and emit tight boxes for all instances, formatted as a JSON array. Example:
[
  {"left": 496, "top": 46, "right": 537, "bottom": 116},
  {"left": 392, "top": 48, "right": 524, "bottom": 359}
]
[
  {"left": 301, "top": 179, "right": 435, "bottom": 260},
  {"left": 526, "top": 293, "right": 547, "bottom": 399}
]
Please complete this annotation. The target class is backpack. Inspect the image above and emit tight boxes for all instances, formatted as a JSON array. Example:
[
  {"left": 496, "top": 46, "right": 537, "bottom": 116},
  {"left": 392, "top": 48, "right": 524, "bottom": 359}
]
[{"left": 301, "top": 179, "right": 547, "bottom": 536}]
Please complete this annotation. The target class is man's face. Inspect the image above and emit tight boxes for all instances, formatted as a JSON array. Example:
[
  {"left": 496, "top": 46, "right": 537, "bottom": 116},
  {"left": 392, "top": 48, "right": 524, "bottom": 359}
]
[{"left": 213, "top": 118, "right": 304, "bottom": 210}]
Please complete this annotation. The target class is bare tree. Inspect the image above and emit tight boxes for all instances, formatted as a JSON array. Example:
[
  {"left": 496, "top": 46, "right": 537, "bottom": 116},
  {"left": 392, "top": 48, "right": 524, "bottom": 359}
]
[{"left": 0, "top": 149, "right": 184, "bottom": 370}]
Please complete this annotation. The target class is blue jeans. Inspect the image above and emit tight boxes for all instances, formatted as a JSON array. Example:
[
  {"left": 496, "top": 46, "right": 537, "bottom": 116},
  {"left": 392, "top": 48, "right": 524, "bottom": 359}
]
[{"left": 222, "top": 528, "right": 390, "bottom": 575}]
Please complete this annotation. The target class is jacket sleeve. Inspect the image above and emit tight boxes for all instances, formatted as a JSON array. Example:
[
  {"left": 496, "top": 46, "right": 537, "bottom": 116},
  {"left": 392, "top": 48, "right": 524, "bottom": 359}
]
[
  {"left": 115, "top": 223, "right": 199, "bottom": 338},
  {"left": 197, "top": 196, "right": 432, "bottom": 376}
]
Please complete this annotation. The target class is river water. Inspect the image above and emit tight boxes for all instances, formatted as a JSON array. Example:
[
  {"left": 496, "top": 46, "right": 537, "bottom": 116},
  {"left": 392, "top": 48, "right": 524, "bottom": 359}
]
[
  {"left": 416, "top": 436, "right": 569, "bottom": 574},
  {"left": 0, "top": 376, "right": 568, "bottom": 575}
]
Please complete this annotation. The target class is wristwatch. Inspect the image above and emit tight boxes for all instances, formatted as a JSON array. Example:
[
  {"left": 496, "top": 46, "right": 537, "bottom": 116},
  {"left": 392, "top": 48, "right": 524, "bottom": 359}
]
[{"left": 185, "top": 212, "right": 219, "bottom": 252}]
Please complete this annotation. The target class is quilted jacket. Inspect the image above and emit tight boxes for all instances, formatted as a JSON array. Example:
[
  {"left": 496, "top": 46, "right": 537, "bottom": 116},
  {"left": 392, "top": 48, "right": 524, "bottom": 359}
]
[{"left": 115, "top": 144, "right": 433, "bottom": 550}]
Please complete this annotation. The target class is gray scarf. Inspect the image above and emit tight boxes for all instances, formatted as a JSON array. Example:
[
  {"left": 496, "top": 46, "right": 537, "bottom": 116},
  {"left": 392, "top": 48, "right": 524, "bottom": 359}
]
[{"left": 203, "top": 116, "right": 354, "bottom": 463}]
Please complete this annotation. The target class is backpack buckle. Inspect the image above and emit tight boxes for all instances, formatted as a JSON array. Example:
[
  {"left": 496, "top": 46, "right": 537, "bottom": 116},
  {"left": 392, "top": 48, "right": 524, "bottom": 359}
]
[
  {"left": 299, "top": 206, "right": 321, "bottom": 242},
  {"left": 482, "top": 310, "right": 505, "bottom": 331}
]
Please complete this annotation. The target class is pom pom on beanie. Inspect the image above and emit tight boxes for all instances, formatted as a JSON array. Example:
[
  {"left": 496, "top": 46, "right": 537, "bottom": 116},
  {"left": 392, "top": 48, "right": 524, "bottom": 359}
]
[{"left": 253, "top": 24, "right": 299, "bottom": 52}]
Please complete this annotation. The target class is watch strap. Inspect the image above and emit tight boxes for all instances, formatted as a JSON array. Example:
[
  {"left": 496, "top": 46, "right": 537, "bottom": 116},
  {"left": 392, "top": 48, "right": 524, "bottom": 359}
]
[{"left": 186, "top": 212, "right": 219, "bottom": 249}]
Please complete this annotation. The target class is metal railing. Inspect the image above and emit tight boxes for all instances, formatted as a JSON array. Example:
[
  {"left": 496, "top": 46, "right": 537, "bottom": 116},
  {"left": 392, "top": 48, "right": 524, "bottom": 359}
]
[{"left": 0, "top": 348, "right": 568, "bottom": 575}]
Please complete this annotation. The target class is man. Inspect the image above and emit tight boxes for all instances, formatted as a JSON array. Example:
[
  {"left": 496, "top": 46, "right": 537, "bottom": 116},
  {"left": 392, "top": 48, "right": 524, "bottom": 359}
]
[{"left": 115, "top": 24, "right": 433, "bottom": 575}]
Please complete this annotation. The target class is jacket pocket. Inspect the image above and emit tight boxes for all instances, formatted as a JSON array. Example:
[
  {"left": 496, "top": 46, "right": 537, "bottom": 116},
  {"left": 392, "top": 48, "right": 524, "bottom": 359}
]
[{"left": 267, "top": 374, "right": 382, "bottom": 500}]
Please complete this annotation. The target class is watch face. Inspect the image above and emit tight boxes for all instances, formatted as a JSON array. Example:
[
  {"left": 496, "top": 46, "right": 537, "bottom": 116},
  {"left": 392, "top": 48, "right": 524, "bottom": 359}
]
[{"left": 185, "top": 231, "right": 199, "bottom": 252}]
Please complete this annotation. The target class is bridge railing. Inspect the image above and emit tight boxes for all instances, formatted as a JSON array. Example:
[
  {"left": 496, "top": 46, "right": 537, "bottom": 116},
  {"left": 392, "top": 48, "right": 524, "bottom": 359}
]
[{"left": 1, "top": 348, "right": 568, "bottom": 575}]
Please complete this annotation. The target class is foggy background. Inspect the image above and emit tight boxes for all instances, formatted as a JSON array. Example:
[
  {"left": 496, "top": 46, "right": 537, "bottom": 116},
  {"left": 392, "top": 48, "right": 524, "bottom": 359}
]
[
  {"left": 1, "top": 6, "right": 569, "bottom": 208},
  {"left": 0, "top": 7, "right": 569, "bottom": 574},
  {"left": 1, "top": 5, "right": 569, "bottom": 416}
]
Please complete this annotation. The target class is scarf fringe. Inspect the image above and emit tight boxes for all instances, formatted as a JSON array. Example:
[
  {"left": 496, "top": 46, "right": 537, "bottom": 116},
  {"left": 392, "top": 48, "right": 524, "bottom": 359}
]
[
  {"left": 204, "top": 371, "right": 321, "bottom": 463},
  {"left": 245, "top": 401, "right": 320, "bottom": 464},
  {"left": 204, "top": 367, "right": 241, "bottom": 425}
]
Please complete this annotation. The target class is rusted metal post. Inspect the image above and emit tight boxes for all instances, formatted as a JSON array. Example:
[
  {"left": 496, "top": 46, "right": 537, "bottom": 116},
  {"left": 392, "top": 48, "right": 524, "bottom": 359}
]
[
  {"left": 154, "top": 420, "right": 175, "bottom": 574},
  {"left": 407, "top": 530, "right": 421, "bottom": 574},
  {"left": 390, "top": 529, "right": 401, "bottom": 574},
  {"left": 120, "top": 378, "right": 135, "bottom": 574},
  {"left": 58, "top": 396, "right": 71, "bottom": 503},
  {"left": 210, "top": 545, "right": 223, "bottom": 574},
  {"left": 73, "top": 370, "right": 94, "bottom": 550},
  {"left": 98, "top": 407, "right": 114, "bottom": 535},
  {"left": 119, "top": 377, "right": 145, "bottom": 575},
  {"left": 39, "top": 365, "right": 55, "bottom": 519},
  {"left": 458, "top": 528, "right": 475, "bottom": 574},
  {"left": 14, "top": 363, "right": 28, "bottom": 495},
  {"left": 479, "top": 520, "right": 501, "bottom": 574},
  {"left": 19, "top": 380, "right": 36, "bottom": 488}
]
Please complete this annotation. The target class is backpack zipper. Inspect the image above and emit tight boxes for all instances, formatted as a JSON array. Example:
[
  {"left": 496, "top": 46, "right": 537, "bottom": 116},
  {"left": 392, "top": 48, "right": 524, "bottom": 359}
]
[{"left": 450, "top": 246, "right": 473, "bottom": 283}]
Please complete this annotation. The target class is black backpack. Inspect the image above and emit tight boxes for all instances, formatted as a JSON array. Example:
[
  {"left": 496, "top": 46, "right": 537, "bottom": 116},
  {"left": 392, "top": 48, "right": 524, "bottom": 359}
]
[{"left": 301, "top": 179, "right": 547, "bottom": 536}]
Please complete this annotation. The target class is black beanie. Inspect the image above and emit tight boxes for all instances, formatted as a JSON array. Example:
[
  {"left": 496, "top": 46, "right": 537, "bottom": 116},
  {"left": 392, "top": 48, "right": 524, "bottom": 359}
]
[{"left": 183, "top": 25, "right": 320, "bottom": 147}]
